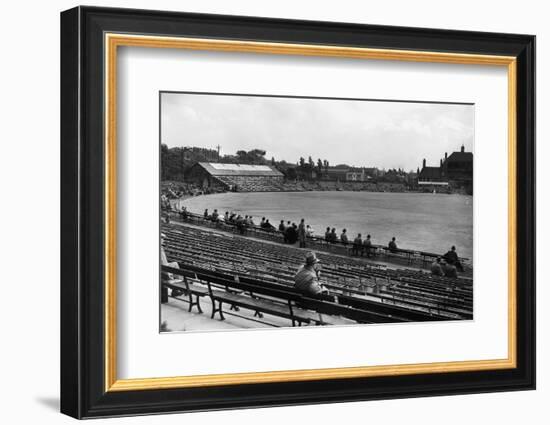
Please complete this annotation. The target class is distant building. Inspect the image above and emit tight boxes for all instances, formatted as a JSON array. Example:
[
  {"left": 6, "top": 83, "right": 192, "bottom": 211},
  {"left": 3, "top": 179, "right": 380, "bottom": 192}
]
[
  {"left": 324, "top": 167, "right": 349, "bottom": 181},
  {"left": 441, "top": 146, "right": 473, "bottom": 186},
  {"left": 186, "top": 162, "right": 284, "bottom": 191},
  {"left": 324, "top": 166, "right": 378, "bottom": 182},
  {"left": 418, "top": 145, "right": 473, "bottom": 192}
]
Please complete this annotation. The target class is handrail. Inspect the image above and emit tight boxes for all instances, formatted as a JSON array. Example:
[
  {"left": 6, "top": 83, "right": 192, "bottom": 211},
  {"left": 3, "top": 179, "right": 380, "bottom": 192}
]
[{"left": 166, "top": 209, "right": 469, "bottom": 262}]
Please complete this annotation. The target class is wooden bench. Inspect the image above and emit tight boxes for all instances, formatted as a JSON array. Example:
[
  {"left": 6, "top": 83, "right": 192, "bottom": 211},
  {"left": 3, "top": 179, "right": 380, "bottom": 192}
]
[
  {"left": 180, "top": 264, "right": 410, "bottom": 324},
  {"left": 162, "top": 268, "right": 209, "bottom": 314},
  {"left": 164, "top": 265, "right": 330, "bottom": 326},
  {"left": 165, "top": 265, "right": 368, "bottom": 326}
]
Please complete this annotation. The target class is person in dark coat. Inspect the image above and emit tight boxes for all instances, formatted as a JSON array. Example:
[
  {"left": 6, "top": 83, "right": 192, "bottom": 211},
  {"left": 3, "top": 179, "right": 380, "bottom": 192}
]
[
  {"left": 286, "top": 223, "right": 298, "bottom": 244},
  {"left": 363, "top": 234, "right": 373, "bottom": 258},
  {"left": 443, "top": 246, "right": 458, "bottom": 264},
  {"left": 352, "top": 234, "right": 363, "bottom": 256},
  {"left": 388, "top": 237, "right": 398, "bottom": 253},
  {"left": 298, "top": 219, "right": 307, "bottom": 248},
  {"left": 279, "top": 220, "right": 287, "bottom": 242},
  {"left": 324, "top": 227, "right": 331, "bottom": 242},
  {"left": 443, "top": 246, "right": 463, "bottom": 272}
]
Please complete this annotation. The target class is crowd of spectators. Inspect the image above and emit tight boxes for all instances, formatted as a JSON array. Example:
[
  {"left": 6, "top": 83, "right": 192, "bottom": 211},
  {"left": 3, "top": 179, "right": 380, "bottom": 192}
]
[{"left": 169, "top": 204, "right": 466, "bottom": 276}]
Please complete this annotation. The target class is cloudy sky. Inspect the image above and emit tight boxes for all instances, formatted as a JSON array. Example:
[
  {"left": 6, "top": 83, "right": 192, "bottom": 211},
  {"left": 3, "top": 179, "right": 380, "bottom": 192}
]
[{"left": 161, "top": 92, "right": 474, "bottom": 171}]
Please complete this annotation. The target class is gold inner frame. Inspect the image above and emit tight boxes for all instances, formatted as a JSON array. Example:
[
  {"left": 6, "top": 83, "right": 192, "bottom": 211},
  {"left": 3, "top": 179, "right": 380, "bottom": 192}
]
[{"left": 104, "top": 33, "right": 517, "bottom": 392}]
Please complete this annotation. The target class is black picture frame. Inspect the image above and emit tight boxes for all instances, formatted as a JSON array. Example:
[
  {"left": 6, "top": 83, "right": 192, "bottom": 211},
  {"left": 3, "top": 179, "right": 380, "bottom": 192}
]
[{"left": 60, "top": 5, "right": 535, "bottom": 419}]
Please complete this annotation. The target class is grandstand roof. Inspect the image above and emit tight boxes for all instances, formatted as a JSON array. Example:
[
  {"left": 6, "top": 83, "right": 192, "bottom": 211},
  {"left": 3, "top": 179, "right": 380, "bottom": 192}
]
[
  {"left": 446, "top": 151, "right": 473, "bottom": 163},
  {"left": 196, "top": 162, "right": 284, "bottom": 177},
  {"left": 419, "top": 166, "right": 442, "bottom": 180}
]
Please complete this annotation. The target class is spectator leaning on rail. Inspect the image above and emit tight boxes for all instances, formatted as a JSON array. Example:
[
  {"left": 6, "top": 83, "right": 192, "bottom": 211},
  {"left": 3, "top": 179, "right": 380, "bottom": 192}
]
[
  {"left": 443, "top": 246, "right": 464, "bottom": 272},
  {"left": 286, "top": 223, "right": 298, "bottom": 244},
  {"left": 325, "top": 227, "right": 331, "bottom": 242},
  {"left": 352, "top": 233, "right": 363, "bottom": 256},
  {"left": 340, "top": 229, "right": 348, "bottom": 246},
  {"left": 294, "top": 252, "right": 329, "bottom": 297},
  {"left": 279, "top": 220, "right": 287, "bottom": 242},
  {"left": 298, "top": 219, "right": 307, "bottom": 248},
  {"left": 329, "top": 228, "right": 337, "bottom": 243},
  {"left": 388, "top": 237, "right": 398, "bottom": 253},
  {"left": 431, "top": 257, "right": 443, "bottom": 276},
  {"left": 363, "top": 234, "right": 373, "bottom": 258}
]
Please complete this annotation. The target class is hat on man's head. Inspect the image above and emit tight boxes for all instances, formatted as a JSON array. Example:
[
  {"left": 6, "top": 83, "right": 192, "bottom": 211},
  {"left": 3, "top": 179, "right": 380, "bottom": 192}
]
[{"left": 305, "top": 252, "right": 320, "bottom": 266}]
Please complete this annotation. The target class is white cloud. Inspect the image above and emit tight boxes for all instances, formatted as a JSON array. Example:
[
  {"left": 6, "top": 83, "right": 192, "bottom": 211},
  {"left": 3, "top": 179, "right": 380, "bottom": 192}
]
[{"left": 161, "top": 93, "right": 474, "bottom": 170}]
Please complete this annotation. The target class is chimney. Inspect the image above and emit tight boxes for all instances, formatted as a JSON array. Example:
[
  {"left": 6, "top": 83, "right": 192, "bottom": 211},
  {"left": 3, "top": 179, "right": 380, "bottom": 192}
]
[
  {"left": 461, "top": 144, "right": 465, "bottom": 153},
  {"left": 422, "top": 158, "right": 426, "bottom": 168},
  {"left": 445, "top": 152, "right": 448, "bottom": 160},
  {"left": 440, "top": 159, "right": 443, "bottom": 167}
]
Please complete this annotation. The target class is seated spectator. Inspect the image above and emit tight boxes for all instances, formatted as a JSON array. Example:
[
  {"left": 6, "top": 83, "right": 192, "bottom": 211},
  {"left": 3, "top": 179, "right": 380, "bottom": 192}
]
[
  {"left": 306, "top": 225, "right": 314, "bottom": 237},
  {"left": 264, "top": 219, "right": 275, "bottom": 231},
  {"left": 363, "top": 234, "right": 373, "bottom": 257},
  {"left": 236, "top": 215, "right": 245, "bottom": 234},
  {"left": 352, "top": 234, "right": 363, "bottom": 256},
  {"left": 211, "top": 209, "right": 219, "bottom": 222},
  {"left": 224, "top": 211, "right": 229, "bottom": 222},
  {"left": 388, "top": 237, "right": 398, "bottom": 253},
  {"left": 293, "top": 252, "right": 329, "bottom": 297},
  {"left": 442, "top": 261, "right": 458, "bottom": 278},
  {"left": 329, "top": 228, "right": 337, "bottom": 243},
  {"left": 160, "top": 234, "right": 183, "bottom": 296},
  {"left": 431, "top": 257, "right": 443, "bottom": 276},
  {"left": 179, "top": 206, "right": 188, "bottom": 221},
  {"left": 203, "top": 208, "right": 209, "bottom": 219},
  {"left": 340, "top": 229, "right": 348, "bottom": 245},
  {"left": 260, "top": 217, "right": 266, "bottom": 227}
]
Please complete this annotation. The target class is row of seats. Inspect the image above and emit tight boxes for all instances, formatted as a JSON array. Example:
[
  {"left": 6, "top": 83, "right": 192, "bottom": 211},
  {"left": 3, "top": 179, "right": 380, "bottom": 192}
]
[{"left": 162, "top": 223, "right": 473, "bottom": 320}]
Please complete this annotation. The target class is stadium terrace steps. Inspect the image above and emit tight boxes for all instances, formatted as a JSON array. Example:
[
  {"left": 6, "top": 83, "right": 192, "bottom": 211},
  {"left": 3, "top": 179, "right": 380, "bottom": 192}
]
[{"left": 161, "top": 223, "right": 473, "bottom": 324}]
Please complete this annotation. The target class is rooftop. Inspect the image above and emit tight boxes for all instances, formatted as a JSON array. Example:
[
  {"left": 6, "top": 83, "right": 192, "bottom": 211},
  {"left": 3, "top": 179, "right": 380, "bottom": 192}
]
[{"left": 196, "top": 162, "right": 284, "bottom": 177}]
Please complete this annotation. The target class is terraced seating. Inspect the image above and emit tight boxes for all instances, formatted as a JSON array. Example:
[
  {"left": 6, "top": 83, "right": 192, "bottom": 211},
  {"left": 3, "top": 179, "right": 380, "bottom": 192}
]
[
  {"left": 171, "top": 211, "right": 471, "bottom": 274},
  {"left": 161, "top": 223, "right": 473, "bottom": 322}
]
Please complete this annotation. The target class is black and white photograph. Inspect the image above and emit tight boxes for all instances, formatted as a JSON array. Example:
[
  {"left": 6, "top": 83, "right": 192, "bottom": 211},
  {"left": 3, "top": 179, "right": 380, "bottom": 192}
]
[{"left": 159, "top": 92, "right": 474, "bottom": 332}]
